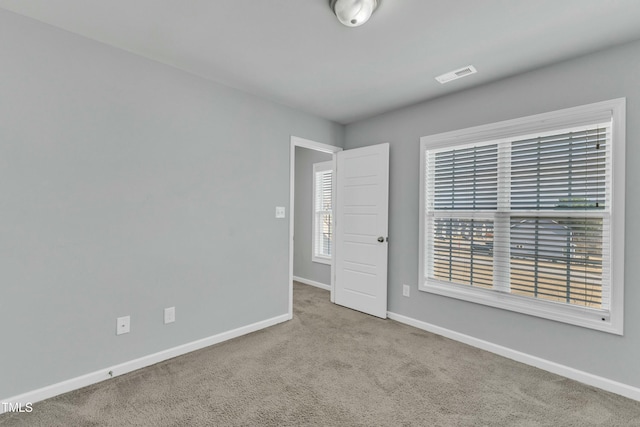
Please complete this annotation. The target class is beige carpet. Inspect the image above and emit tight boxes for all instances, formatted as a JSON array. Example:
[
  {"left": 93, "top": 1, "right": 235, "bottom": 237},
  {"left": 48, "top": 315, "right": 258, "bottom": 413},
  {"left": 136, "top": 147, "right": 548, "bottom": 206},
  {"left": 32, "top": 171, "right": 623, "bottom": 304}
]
[{"left": 2, "top": 282, "right": 640, "bottom": 426}]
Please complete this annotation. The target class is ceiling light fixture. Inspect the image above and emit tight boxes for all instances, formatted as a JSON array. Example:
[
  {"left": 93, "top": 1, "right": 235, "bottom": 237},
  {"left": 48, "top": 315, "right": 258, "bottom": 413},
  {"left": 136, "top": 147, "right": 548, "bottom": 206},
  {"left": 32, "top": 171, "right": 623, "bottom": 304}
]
[{"left": 330, "top": 0, "right": 379, "bottom": 28}]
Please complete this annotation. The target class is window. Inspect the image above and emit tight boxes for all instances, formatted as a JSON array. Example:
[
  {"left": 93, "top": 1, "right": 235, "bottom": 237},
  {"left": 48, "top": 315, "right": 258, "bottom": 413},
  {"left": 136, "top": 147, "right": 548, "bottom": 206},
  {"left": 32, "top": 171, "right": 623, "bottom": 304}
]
[
  {"left": 419, "top": 99, "right": 626, "bottom": 334},
  {"left": 313, "top": 161, "right": 333, "bottom": 264}
]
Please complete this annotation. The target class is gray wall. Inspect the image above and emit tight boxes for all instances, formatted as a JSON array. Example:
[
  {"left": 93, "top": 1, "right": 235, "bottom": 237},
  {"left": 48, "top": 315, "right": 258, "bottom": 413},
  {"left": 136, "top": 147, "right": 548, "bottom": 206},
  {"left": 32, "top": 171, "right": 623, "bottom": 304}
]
[
  {"left": 344, "top": 39, "right": 640, "bottom": 388},
  {"left": 293, "top": 147, "right": 332, "bottom": 285},
  {"left": 0, "top": 10, "right": 342, "bottom": 399}
]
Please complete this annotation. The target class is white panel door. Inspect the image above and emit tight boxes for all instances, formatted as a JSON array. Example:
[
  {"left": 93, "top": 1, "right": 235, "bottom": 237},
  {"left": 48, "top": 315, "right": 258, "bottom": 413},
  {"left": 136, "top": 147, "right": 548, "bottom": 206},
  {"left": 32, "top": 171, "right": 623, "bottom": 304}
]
[{"left": 335, "top": 143, "right": 389, "bottom": 318}]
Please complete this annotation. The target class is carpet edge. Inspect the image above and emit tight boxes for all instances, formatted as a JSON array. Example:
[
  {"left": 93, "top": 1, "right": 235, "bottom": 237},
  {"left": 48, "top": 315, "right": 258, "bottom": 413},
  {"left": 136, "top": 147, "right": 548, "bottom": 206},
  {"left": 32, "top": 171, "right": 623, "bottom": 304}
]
[
  {"left": 0, "top": 313, "right": 290, "bottom": 414},
  {"left": 387, "top": 311, "right": 640, "bottom": 402}
]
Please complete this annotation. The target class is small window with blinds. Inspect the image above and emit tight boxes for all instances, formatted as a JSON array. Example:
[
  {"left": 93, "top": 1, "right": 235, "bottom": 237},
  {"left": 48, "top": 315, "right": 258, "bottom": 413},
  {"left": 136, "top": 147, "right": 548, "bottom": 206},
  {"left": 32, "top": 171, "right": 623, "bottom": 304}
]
[
  {"left": 313, "top": 161, "right": 333, "bottom": 264},
  {"left": 419, "top": 99, "right": 625, "bottom": 334}
]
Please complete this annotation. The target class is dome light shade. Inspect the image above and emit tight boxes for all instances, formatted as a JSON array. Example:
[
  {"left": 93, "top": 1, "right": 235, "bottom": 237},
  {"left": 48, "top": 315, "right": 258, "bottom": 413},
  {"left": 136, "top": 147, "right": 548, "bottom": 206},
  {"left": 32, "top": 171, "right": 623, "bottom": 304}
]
[{"left": 330, "top": 0, "right": 379, "bottom": 27}]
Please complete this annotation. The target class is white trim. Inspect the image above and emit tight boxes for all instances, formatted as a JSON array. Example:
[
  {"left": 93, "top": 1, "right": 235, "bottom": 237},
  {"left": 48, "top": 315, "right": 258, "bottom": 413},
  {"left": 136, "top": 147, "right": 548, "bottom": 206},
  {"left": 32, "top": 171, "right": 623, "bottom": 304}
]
[
  {"left": 290, "top": 136, "right": 341, "bottom": 153},
  {"left": 312, "top": 256, "right": 332, "bottom": 266},
  {"left": 420, "top": 281, "right": 616, "bottom": 333},
  {"left": 289, "top": 136, "right": 342, "bottom": 316},
  {"left": 609, "top": 101, "right": 626, "bottom": 334},
  {"left": 0, "top": 313, "right": 289, "bottom": 413},
  {"left": 419, "top": 99, "right": 618, "bottom": 150},
  {"left": 330, "top": 155, "right": 338, "bottom": 303},
  {"left": 387, "top": 311, "right": 640, "bottom": 402},
  {"left": 293, "top": 276, "right": 331, "bottom": 291}
]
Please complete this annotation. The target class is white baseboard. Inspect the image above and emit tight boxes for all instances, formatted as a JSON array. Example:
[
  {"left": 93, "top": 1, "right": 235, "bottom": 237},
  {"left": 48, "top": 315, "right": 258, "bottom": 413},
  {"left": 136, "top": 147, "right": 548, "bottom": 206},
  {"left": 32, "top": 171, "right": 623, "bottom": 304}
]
[
  {"left": 387, "top": 311, "right": 640, "bottom": 402},
  {"left": 293, "top": 276, "right": 331, "bottom": 291},
  {"left": 0, "top": 313, "right": 290, "bottom": 414}
]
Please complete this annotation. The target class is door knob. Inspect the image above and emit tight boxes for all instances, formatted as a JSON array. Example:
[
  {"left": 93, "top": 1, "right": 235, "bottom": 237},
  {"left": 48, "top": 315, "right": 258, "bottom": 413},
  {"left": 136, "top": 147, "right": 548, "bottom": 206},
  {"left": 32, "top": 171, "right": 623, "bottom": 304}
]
[{"left": 377, "top": 236, "right": 384, "bottom": 243}]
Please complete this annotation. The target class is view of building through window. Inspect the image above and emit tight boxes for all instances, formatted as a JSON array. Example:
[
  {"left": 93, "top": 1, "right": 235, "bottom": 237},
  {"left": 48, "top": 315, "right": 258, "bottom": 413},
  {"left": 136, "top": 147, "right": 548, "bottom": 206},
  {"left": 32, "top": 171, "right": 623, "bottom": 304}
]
[{"left": 432, "top": 217, "right": 603, "bottom": 308}]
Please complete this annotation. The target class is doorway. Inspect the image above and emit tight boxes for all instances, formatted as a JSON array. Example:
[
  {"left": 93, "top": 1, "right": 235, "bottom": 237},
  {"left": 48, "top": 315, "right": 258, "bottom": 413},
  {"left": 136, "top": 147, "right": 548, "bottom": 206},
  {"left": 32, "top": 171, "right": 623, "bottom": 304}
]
[
  {"left": 288, "top": 136, "right": 342, "bottom": 318},
  {"left": 288, "top": 137, "right": 390, "bottom": 320}
]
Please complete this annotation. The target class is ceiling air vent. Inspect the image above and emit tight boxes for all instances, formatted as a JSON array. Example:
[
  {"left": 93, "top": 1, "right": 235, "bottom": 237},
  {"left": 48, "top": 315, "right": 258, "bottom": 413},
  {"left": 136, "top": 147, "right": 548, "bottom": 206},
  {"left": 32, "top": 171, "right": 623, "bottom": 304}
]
[{"left": 435, "top": 65, "right": 477, "bottom": 84}]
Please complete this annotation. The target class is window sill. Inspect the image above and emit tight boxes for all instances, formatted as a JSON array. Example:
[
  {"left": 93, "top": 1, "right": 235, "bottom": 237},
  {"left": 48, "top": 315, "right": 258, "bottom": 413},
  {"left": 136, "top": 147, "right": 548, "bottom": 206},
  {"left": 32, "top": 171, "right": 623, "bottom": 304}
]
[
  {"left": 420, "top": 279, "right": 622, "bottom": 335},
  {"left": 312, "top": 256, "right": 332, "bottom": 265}
]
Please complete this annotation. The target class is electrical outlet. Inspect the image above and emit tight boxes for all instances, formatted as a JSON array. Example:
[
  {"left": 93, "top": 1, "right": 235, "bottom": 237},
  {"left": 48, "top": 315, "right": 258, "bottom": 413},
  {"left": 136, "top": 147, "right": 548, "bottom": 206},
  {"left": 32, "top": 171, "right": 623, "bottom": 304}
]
[
  {"left": 116, "top": 316, "right": 130, "bottom": 335},
  {"left": 403, "top": 284, "right": 410, "bottom": 297},
  {"left": 275, "top": 206, "right": 286, "bottom": 218},
  {"left": 164, "top": 307, "right": 176, "bottom": 324}
]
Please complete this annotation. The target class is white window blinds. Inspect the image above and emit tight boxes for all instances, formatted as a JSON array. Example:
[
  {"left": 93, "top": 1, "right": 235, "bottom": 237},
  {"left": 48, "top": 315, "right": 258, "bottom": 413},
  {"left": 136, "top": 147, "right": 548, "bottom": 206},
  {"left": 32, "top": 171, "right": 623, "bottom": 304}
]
[
  {"left": 508, "top": 126, "right": 609, "bottom": 308},
  {"left": 313, "top": 162, "right": 333, "bottom": 262},
  {"left": 425, "top": 122, "right": 610, "bottom": 309},
  {"left": 419, "top": 99, "right": 625, "bottom": 334}
]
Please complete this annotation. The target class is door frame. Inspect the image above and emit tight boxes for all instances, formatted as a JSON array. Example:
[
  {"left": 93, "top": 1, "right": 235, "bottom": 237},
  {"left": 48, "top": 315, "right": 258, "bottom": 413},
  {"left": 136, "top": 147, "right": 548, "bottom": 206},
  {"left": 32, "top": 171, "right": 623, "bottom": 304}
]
[{"left": 288, "top": 136, "right": 342, "bottom": 319}]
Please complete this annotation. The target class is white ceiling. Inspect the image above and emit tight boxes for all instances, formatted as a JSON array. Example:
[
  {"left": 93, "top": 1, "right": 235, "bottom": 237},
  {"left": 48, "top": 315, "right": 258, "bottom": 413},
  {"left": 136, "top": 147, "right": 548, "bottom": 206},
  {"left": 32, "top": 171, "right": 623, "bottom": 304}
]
[{"left": 2, "top": 0, "right": 640, "bottom": 124}]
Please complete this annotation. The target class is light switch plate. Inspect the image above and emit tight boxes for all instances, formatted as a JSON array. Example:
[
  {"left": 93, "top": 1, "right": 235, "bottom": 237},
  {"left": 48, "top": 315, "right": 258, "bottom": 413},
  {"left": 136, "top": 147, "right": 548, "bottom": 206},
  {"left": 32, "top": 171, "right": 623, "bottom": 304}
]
[
  {"left": 164, "top": 307, "right": 175, "bottom": 324},
  {"left": 403, "top": 284, "right": 410, "bottom": 297},
  {"left": 275, "top": 206, "right": 286, "bottom": 218},
  {"left": 116, "top": 316, "right": 130, "bottom": 335}
]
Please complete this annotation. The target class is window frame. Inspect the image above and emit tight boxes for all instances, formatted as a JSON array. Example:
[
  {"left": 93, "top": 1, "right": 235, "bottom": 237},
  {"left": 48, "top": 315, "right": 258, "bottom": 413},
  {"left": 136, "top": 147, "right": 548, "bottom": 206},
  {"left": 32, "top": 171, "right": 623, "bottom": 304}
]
[
  {"left": 419, "top": 98, "right": 626, "bottom": 335},
  {"left": 312, "top": 161, "right": 333, "bottom": 265}
]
